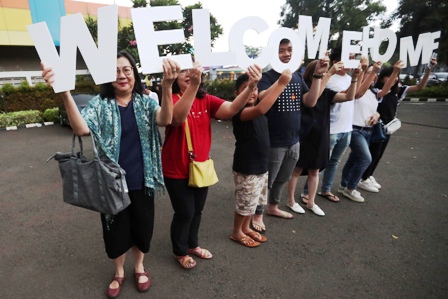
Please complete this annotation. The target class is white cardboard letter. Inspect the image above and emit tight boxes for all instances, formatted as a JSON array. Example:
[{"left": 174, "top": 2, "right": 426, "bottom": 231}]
[
  {"left": 371, "top": 26, "right": 396, "bottom": 63},
  {"left": 297, "top": 15, "right": 330, "bottom": 59},
  {"left": 341, "top": 31, "right": 362, "bottom": 68},
  {"left": 132, "top": 6, "right": 192, "bottom": 73},
  {"left": 193, "top": 9, "right": 236, "bottom": 67},
  {"left": 268, "top": 28, "right": 302, "bottom": 73},
  {"left": 228, "top": 16, "right": 271, "bottom": 70},
  {"left": 27, "top": 5, "right": 118, "bottom": 93},
  {"left": 399, "top": 33, "right": 431, "bottom": 67}
]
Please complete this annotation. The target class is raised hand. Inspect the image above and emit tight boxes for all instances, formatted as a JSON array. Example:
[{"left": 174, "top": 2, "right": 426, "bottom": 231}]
[
  {"left": 40, "top": 62, "right": 55, "bottom": 87},
  {"left": 247, "top": 64, "right": 262, "bottom": 89},
  {"left": 393, "top": 60, "right": 405, "bottom": 72},
  {"left": 188, "top": 61, "right": 203, "bottom": 87},
  {"left": 314, "top": 56, "right": 330, "bottom": 75},
  {"left": 360, "top": 56, "right": 369, "bottom": 72},
  {"left": 279, "top": 69, "right": 292, "bottom": 86},
  {"left": 328, "top": 61, "right": 344, "bottom": 76},
  {"left": 372, "top": 61, "right": 383, "bottom": 72},
  {"left": 351, "top": 64, "right": 362, "bottom": 79},
  {"left": 161, "top": 58, "right": 181, "bottom": 87}
]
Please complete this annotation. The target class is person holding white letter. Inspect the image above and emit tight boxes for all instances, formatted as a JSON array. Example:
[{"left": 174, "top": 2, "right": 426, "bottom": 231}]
[{"left": 42, "top": 51, "right": 179, "bottom": 299}]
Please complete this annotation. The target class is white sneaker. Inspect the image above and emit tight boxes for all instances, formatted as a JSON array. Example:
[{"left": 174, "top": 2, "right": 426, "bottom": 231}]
[
  {"left": 369, "top": 176, "right": 381, "bottom": 189},
  {"left": 287, "top": 202, "right": 305, "bottom": 214},
  {"left": 357, "top": 179, "right": 379, "bottom": 193},
  {"left": 342, "top": 188, "right": 365, "bottom": 203},
  {"left": 337, "top": 185, "right": 345, "bottom": 194},
  {"left": 307, "top": 204, "right": 325, "bottom": 216}
]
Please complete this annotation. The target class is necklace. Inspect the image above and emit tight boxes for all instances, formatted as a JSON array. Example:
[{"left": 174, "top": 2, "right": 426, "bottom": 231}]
[{"left": 116, "top": 96, "right": 132, "bottom": 107}]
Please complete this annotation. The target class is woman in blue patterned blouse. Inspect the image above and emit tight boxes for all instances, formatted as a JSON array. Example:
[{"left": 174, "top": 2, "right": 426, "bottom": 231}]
[{"left": 42, "top": 51, "right": 179, "bottom": 299}]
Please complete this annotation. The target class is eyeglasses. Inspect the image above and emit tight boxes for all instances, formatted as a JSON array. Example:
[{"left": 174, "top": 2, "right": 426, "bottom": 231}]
[{"left": 117, "top": 66, "right": 133, "bottom": 76}]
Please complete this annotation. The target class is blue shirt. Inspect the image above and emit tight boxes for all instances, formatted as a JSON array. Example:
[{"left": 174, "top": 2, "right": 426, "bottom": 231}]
[{"left": 258, "top": 69, "right": 309, "bottom": 147}]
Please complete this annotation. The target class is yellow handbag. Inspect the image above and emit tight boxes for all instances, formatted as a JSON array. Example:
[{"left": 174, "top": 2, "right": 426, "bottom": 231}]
[{"left": 185, "top": 119, "right": 219, "bottom": 188}]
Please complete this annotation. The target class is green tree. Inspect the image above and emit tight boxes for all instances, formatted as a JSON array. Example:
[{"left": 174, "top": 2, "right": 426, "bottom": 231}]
[
  {"left": 245, "top": 46, "right": 261, "bottom": 58},
  {"left": 279, "top": 0, "right": 386, "bottom": 48},
  {"left": 384, "top": 0, "right": 447, "bottom": 66}
]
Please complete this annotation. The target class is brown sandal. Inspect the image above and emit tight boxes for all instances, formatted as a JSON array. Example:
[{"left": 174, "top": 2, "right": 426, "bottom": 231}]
[
  {"left": 230, "top": 235, "right": 260, "bottom": 247},
  {"left": 245, "top": 231, "right": 267, "bottom": 243}
]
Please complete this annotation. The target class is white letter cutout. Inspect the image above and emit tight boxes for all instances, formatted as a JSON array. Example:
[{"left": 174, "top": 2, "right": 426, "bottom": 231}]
[
  {"left": 400, "top": 31, "right": 440, "bottom": 67},
  {"left": 228, "top": 16, "right": 271, "bottom": 70},
  {"left": 297, "top": 15, "right": 330, "bottom": 59},
  {"left": 341, "top": 30, "right": 362, "bottom": 68},
  {"left": 27, "top": 5, "right": 118, "bottom": 93},
  {"left": 268, "top": 28, "right": 302, "bottom": 73},
  {"left": 132, "top": 6, "right": 192, "bottom": 73},
  {"left": 193, "top": 9, "right": 236, "bottom": 68}
]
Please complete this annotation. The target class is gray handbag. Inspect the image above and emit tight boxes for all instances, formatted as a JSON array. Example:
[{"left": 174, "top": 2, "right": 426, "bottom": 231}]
[{"left": 48, "top": 134, "right": 131, "bottom": 215}]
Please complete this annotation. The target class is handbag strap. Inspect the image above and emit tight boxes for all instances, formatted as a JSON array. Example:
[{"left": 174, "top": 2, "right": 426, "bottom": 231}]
[{"left": 184, "top": 119, "right": 196, "bottom": 160}]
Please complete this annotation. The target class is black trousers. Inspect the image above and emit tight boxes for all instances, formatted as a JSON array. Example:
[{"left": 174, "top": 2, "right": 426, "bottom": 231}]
[
  {"left": 362, "top": 135, "right": 391, "bottom": 180},
  {"left": 101, "top": 189, "right": 155, "bottom": 259},
  {"left": 164, "top": 177, "right": 208, "bottom": 256}
]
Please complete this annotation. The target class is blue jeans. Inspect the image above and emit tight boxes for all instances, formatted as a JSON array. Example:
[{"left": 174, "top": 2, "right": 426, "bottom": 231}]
[
  {"left": 304, "top": 132, "right": 351, "bottom": 194},
  {"left": 321, "top": 132, "right": 352, "bottom": 193},
  {"left": 341, "top": 128, "right": 373, "bottom": 190}
]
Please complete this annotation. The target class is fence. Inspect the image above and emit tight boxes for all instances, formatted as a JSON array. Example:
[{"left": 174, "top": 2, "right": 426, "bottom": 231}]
[{"left": 0, "top": 70, "right": 90, "bottom": 87}]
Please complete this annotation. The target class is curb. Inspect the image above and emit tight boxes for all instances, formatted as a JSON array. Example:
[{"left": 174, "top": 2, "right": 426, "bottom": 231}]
[
  {"left": 403, "top": 98, "right": 448, "bottom": 102},
  {"left": 0, "top": 122, "right": 54, "bottom": 131}
]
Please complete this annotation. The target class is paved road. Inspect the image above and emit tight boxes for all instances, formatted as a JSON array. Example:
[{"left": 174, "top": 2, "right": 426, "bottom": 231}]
[{"left": 1, "top": 102, "right": 447, "bottom": 299}]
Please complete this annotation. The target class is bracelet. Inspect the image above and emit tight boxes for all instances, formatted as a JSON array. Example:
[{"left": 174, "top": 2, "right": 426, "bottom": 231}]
[
  {"left": 351, "top": 80, "right": 357, "bottom": 83},
  {"left": 312, "top": 73, "right": 323, "bottom": 79}
]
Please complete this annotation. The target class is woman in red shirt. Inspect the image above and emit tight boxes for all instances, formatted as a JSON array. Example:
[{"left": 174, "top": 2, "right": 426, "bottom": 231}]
[{"left": 162, "top": 62, "right": 261, "bottom": 269}]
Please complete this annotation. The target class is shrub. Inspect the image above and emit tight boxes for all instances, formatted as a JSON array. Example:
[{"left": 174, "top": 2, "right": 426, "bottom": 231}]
[
  {"left": 17, "top": 80, "right": 32, "bottom": 92},
  {"left": 0, "top": 110, "right": 42, "bottom": 127},
  {"left": 34, "top": 82, "right": 50, "bottom": 92},
  {"left": 1, "top": 83, "right": 15, "bottom": 95},
  {"left": 43, "top": 107, "right": 59, "bottom": 122},
  {"left": 205, "top": 79, "right": 236, "bottom": 101},
  {"left": 409, "top": 82, "right": 448, "bottom": 98}
]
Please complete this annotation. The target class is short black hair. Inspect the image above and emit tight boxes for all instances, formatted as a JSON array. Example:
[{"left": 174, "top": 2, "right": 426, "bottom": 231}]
[
  {"left": 280, "top": 38, "right": 291, "bottom": 45},
  {"left": 235, "top": 73, "right": 249, "bottom": 91},
  {"left": 374, "top": 66, "right": 399, "bottom": 94},
  {"left": 329, "top": 46, "right": 342, "bottom": 63},
  {"left": 100, "top": 50, "right": 143, "bottom": 99}
]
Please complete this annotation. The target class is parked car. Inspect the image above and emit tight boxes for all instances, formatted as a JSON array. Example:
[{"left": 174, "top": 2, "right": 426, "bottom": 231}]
[
  {"left": 59, "top": 94, "right": 95, "bottom": 127},
  {"left": 434, "top": 72, "right": 448, "bottom": 82},
  {"left": 425, "top": 73, "right": 440, "bottom": 87}
]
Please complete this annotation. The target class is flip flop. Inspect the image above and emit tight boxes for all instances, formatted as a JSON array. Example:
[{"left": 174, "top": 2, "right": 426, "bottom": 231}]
[
  {"left": 245, "top": 231, "right": 267, "bottom": 243},
  {"left": 187, "top": 247, "right": 213, "bottom": 259},
  {"left": 266, "top": 210, "right": 293, "bottom": 219},
  {"left": 250, "top": 220, "right": 266, "bottom": 234},
  {"left": 175, "top": 255, "right": 196, "bottom": 269},
  {"left": 318, "top": 192, "right": 340, "bottom": 203},
  {"left": 230, "top": 235, "right": 260, "bottom": 248}
]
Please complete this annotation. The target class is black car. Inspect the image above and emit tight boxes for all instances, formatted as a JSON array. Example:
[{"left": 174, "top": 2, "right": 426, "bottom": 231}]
[{"left": 59, "top": 94, "right": 95, "bottom": 126}]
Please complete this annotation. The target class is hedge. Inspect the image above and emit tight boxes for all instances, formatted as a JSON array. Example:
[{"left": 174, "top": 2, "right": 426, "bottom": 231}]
[{"left": 0, "top": 79, "right": 99, "bottom": 113}]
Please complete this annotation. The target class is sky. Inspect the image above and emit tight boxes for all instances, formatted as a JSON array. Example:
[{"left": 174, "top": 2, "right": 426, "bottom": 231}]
[{"left": 76, "top": 0, "right": 399, "bottom": 52}]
